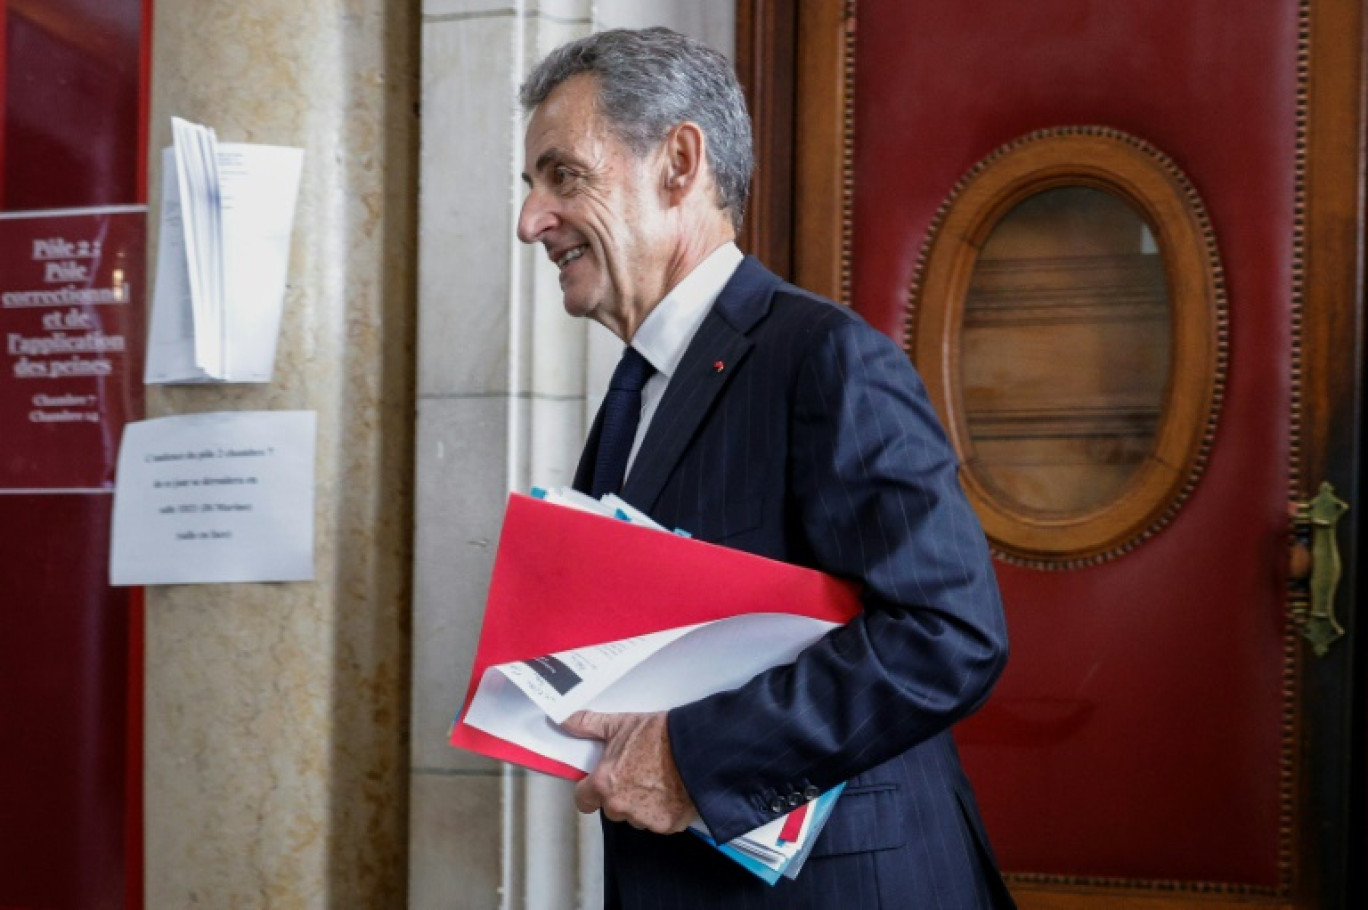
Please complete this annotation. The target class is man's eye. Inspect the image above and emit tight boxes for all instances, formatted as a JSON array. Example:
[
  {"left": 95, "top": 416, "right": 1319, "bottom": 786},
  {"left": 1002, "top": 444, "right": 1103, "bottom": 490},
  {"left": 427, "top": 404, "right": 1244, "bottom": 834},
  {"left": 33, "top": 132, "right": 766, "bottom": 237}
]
[{"left": 553, "top": 166, "right": 576, "bottom": 187}]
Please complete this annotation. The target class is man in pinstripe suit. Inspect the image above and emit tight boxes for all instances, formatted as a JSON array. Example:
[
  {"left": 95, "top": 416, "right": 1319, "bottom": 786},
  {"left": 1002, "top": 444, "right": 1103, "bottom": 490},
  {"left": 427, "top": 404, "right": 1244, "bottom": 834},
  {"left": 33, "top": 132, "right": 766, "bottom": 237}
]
[{"left": 516, "top": 27, "right": 1014, "bottom": 909}]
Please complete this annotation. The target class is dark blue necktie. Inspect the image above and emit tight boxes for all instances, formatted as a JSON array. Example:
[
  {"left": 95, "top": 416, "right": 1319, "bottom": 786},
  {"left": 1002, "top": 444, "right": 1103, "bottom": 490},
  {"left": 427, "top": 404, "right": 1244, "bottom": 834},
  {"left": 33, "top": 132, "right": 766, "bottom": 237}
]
[{"left": 591, "top": 346, "right": 654, "bottom": 497}]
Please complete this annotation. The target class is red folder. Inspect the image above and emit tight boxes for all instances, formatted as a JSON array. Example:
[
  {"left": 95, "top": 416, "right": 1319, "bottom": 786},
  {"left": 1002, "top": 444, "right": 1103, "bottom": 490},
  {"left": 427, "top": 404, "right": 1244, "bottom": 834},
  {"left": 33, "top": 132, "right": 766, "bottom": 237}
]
[{"left": 448, "top": 493, "right": 862, "bottom": 778}]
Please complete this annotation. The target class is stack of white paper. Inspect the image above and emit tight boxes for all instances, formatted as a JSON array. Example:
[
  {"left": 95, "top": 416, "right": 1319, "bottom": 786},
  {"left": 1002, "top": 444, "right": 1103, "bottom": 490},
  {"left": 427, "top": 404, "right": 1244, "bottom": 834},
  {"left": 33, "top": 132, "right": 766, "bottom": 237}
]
[
  {"left": 530, "top": 485, "right": 687, "bottom": 534},
  {"left": 465, "top": 612, "right": 847, "bottom": 883},
  {"left": 146, "top": 117, "right": 304, "bottom": 383}
]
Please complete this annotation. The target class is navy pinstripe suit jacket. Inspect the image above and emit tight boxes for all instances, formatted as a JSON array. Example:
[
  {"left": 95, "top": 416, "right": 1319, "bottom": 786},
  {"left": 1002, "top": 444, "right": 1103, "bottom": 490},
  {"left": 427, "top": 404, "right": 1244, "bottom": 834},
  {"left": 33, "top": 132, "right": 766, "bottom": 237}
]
[{"left": 574, "top": 257, "right": 1014, "bottom": 909}]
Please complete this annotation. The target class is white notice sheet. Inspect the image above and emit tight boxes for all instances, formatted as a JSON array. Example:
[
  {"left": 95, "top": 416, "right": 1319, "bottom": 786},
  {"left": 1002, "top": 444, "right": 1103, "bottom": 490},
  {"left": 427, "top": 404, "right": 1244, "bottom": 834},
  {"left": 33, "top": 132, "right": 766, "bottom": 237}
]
[{"left": 109, "top": 410, "right": 316, "bottom": 585}]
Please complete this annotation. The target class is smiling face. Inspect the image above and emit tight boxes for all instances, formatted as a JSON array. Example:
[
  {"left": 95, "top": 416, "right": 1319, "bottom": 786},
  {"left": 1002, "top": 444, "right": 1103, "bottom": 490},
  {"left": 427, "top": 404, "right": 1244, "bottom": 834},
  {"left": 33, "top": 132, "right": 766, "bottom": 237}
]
[{"left": 517, "top": 75, "right": 676, "bottom": 339}]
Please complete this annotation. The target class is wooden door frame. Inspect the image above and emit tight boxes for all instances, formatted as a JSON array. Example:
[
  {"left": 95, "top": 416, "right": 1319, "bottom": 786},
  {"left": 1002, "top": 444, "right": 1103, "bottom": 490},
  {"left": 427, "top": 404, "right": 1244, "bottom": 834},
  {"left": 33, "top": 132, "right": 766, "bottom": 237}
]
[
  {"left": 1296, "top": 4, "right": 1366, "bottom": 907},
  {"left": 734, "top": 0, "right": 1367, "bottom": 906},
  {"left": 736, "top": 0, "right": 853, "bottom": 302}
]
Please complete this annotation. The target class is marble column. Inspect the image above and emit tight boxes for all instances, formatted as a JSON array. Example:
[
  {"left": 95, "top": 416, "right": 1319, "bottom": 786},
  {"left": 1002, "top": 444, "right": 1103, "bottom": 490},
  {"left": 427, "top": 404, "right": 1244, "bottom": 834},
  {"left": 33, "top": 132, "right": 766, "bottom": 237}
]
[
  {"left": 410, "top": 2, "right": 733, "bottom": 908},
  {"left": 411, "top": 8, "right": 593, "bottom": 909},
  {"left": 143, "top": 1, "right": 418, "bottom": 906}
]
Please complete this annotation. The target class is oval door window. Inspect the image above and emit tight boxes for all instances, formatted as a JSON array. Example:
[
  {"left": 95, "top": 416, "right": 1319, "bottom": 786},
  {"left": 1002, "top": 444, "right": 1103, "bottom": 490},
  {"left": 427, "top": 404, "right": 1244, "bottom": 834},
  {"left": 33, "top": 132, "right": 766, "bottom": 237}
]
[
  {"left": 963, "top": 187, "right": 1169, "bottom": 517},
  {"left": 910, "top": 129, "right": 1226, "bottom": 566}
]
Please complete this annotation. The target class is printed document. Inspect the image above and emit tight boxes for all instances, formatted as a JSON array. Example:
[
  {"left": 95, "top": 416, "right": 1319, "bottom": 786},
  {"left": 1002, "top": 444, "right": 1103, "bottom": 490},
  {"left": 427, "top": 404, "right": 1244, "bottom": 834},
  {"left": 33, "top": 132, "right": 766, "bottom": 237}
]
[
  {"left": 464, "top": 612, "right": 840, "bottom": 773},
  {"left": 454, "top": 488, "right": 856, "bottom": 883},
  {"left": 465, "top": 611, "right": 847, "bottom": 883},
  {"left": 109, "top": 410, "right": 316, "bottom": 584},
  {"left": 146, "top": 118, "right": 303, "bottom": 383}
]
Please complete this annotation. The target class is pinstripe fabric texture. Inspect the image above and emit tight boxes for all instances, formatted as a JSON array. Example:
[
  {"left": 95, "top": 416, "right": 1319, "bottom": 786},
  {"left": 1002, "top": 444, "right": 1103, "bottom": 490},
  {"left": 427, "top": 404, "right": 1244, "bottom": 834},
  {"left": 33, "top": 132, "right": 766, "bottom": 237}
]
[{"left": 574, "top": 258, "right": 1014, "bottom": 909}]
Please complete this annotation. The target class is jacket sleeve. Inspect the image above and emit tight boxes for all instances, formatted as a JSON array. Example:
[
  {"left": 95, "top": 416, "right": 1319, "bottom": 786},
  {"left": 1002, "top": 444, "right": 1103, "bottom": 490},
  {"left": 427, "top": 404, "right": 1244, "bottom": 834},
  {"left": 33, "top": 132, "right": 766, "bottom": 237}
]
[{"left": 666, "top": 316, "right": 1009, "bottom": 844}]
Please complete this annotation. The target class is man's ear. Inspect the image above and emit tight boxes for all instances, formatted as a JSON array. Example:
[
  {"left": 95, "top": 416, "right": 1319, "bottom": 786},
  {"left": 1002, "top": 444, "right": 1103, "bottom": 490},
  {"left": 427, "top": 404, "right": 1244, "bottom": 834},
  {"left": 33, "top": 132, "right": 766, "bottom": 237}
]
[{"left": 662, "top": 121, "right": 706, "bottom": 203}]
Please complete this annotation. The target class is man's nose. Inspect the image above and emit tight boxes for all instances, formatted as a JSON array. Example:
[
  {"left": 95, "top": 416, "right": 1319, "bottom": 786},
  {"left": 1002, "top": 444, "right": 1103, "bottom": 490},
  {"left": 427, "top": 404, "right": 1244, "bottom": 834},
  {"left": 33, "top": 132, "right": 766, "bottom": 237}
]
[{"left": 517, "top": 189, "right": 556, "bottom": 244}]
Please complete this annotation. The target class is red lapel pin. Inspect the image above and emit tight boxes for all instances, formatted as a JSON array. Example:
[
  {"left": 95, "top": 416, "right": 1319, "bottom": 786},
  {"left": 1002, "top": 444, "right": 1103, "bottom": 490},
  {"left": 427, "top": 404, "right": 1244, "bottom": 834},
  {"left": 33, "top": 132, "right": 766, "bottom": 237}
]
[{"left": 713, "top": 360, "right": 725, "bottom": 373}]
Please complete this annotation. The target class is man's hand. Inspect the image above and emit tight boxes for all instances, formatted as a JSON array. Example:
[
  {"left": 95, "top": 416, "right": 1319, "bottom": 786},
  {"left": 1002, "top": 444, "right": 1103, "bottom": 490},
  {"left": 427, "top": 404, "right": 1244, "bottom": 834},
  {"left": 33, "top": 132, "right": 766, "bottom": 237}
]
[{"left": 561, "top": 709, "right": 696, "bottom": 834}]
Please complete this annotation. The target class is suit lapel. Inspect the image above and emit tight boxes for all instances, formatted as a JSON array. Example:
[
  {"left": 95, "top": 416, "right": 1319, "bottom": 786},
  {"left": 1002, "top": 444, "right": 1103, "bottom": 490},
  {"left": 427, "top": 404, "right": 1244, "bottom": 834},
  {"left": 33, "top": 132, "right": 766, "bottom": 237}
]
[{"left": 621, "top": 257, "right": 781, "bottom": 513}]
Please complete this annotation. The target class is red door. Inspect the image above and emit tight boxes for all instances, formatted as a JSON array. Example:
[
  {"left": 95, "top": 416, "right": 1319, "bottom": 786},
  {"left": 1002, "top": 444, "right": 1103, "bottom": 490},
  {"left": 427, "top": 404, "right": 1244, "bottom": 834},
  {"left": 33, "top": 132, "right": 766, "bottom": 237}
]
[{"left": 738, "top": 0, "right": 1364, "bottom": 906}]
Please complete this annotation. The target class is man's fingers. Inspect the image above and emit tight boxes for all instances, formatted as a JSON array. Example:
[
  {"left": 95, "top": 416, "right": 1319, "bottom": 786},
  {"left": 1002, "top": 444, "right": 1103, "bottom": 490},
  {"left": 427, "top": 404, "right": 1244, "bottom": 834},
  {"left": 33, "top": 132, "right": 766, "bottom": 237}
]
[
  {"left": 574, "top": 775, "right": 604, "bottom": 815},
  {"left": 566, "top": 711, "right": 613, "bottom": 816},
  {"left": 561, "top": 709, "right": 610, "bottom": 740},
  {"left": 563, "top": 710, "right": 695, "bottom": 832}
]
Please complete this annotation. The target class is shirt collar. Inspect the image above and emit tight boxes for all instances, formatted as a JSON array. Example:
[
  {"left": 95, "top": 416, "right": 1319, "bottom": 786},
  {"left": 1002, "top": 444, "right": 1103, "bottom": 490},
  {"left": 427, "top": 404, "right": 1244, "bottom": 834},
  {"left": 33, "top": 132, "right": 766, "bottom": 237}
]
[{"left": 631, "top": 242, "right": 744, "bottom": 379}]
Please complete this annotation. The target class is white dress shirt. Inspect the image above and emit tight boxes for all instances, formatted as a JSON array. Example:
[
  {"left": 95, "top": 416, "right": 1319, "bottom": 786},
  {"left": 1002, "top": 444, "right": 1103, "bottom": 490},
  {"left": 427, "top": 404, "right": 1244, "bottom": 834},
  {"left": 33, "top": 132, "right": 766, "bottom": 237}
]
[{"left": 623, "top": 241, "right": 744, "bottom": 478}]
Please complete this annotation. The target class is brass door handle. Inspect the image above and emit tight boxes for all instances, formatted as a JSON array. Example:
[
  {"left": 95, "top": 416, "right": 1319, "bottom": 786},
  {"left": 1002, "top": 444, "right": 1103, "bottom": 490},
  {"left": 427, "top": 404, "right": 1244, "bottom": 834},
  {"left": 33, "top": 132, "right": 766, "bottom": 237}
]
[{"left": 1290, "top": 482, "right": 1350, "bottom": 656}]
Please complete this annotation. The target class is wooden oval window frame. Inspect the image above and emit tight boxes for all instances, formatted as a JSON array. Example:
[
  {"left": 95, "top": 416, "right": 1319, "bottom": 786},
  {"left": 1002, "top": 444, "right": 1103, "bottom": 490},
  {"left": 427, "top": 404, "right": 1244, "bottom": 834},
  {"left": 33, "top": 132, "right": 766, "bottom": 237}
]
[{"left": 909, "top": 127, "right": 1227, "bottom": 568}]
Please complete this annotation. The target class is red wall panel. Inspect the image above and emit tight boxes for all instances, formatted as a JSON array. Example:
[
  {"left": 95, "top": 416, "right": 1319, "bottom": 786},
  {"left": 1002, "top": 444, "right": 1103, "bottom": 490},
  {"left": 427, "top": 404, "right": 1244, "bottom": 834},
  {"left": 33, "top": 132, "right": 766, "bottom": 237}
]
[
  {"left": 1, "top": 1, "right": 147, "bottom": 907},
  {"left": 3, "top": 0, "right": 143, "bottom": 208}
]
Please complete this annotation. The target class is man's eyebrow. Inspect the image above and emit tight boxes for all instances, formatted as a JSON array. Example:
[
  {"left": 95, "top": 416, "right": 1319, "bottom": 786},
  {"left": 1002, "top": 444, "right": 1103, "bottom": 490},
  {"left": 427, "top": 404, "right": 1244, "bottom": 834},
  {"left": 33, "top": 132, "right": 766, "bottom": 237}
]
[{"left": 527, "top": 148, "right": 573, "bottom": 182}]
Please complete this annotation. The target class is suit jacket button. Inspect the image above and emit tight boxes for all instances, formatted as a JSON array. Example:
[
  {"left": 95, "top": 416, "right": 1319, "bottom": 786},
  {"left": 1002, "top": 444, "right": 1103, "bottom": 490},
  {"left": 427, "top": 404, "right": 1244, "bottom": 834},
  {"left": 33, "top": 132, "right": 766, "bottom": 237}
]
[
  {"left": 803, "top": 784, "right": 820, "bottom": 801},
  {"left": 786, "top": 792, "right": 802, "bottom": 808},
  {"left": 768, "top": 797, "right": 785, "bottom": 814}
]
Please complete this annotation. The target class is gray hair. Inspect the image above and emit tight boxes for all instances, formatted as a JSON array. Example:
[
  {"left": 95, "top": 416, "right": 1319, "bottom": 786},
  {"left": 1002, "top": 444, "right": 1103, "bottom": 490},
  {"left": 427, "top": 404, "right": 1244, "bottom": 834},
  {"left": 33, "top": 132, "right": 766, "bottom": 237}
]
[{"left": 519, "top": 27, "right": 753, "bottom": 232}]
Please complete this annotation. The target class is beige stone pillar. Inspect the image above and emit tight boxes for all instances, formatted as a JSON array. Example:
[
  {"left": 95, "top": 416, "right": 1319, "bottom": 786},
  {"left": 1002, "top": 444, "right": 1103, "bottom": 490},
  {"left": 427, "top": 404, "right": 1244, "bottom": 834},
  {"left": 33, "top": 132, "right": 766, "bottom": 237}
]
[
  {"left": 408, "top": 4, "right": 734, "bottom": 908},
  {"left": 143, "top": 1, "right": 417, "bottom": 905}
]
